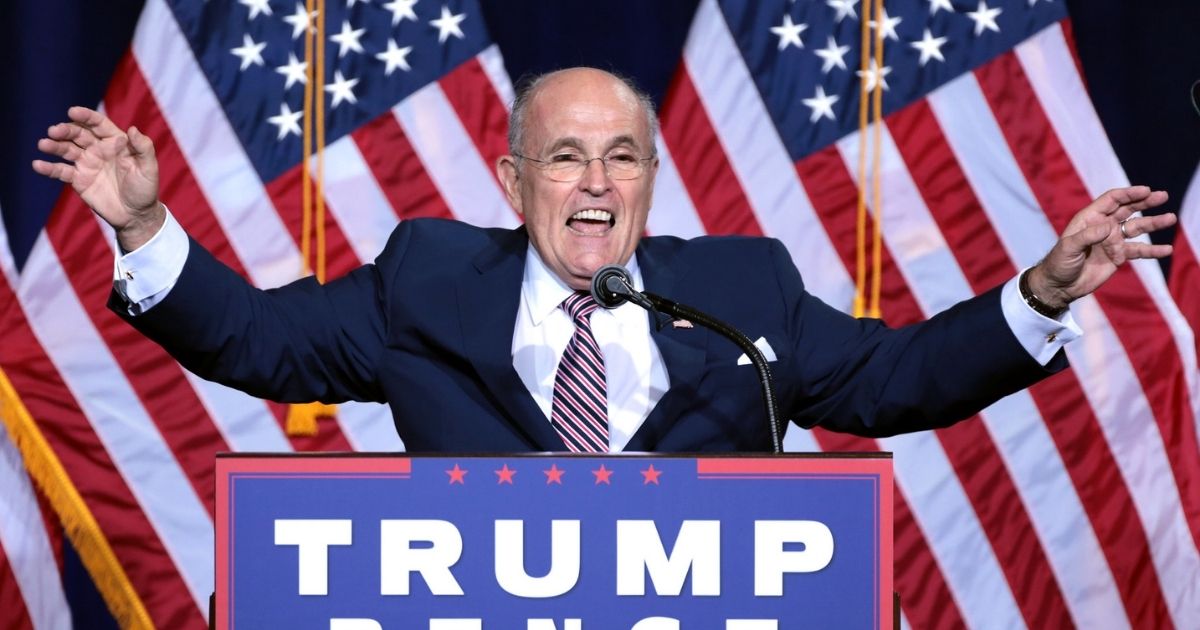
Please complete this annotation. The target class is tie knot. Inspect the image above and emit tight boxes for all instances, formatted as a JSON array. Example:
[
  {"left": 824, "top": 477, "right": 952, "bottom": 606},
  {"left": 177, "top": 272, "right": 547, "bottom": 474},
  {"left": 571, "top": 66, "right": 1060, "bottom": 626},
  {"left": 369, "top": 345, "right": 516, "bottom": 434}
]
[{"left": 561, "top": 292, "right": 599, "bottom": 322}]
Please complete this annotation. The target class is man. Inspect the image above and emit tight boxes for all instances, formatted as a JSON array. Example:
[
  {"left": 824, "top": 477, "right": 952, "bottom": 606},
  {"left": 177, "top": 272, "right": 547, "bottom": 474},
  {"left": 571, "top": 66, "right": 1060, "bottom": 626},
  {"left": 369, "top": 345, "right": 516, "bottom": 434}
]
[{"left": 32, "top": 67, "right": 1176, "bottom": 452}]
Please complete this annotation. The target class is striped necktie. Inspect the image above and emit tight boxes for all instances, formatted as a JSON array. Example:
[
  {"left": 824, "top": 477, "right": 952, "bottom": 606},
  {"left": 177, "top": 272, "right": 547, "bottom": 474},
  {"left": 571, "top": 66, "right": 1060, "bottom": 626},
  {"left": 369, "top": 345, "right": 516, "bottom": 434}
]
[{"left": 550, "top": 292, "right": 609, "bottom": 452}]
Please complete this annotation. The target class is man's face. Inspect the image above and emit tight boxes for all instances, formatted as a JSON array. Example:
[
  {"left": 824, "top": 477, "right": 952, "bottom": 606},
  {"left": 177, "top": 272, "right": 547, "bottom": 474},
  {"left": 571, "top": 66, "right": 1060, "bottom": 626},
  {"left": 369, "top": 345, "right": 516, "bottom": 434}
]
[{"left": 498, "top": 69, "right": 658, "bottom": 291}]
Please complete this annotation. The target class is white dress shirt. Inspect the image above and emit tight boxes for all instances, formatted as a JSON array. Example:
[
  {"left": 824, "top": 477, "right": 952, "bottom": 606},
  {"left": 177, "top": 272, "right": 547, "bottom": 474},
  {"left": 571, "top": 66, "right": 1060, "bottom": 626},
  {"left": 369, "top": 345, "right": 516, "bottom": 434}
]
[
  {"left": 114, "top": 209, "right": 1082, "bottom": 451},
  {"left": 511, "top": 247, "right": 669, "bottom": 452}
]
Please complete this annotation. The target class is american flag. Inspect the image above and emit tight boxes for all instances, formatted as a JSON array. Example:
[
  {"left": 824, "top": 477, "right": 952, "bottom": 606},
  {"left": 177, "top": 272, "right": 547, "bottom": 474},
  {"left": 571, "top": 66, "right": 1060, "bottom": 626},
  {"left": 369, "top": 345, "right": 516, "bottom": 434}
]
[{"left": 1, "top": 0, "right": 1198, "bottom": 627}]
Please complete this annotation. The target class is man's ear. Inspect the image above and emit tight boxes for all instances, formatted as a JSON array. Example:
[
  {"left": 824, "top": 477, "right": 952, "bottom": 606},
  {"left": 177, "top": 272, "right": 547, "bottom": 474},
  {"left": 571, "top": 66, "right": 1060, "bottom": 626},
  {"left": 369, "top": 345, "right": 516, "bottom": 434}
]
[{"left": 496, "top": 155, "right": 523, "bottom": 215}]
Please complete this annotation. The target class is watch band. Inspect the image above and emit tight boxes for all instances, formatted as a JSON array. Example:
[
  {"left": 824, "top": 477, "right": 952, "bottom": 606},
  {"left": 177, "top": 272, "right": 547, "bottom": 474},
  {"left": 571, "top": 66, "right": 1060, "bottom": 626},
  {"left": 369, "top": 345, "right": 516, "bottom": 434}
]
[{"left": 1019, "top": 267, "right": 1067, "bottom": 320}]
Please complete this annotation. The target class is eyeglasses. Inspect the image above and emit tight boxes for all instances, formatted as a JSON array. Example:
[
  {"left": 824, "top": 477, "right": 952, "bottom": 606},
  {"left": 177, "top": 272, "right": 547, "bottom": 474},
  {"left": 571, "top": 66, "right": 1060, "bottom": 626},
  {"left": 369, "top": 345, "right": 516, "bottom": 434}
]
[{"left": 513, "top": 151, "right": 656, "bottom": 182}]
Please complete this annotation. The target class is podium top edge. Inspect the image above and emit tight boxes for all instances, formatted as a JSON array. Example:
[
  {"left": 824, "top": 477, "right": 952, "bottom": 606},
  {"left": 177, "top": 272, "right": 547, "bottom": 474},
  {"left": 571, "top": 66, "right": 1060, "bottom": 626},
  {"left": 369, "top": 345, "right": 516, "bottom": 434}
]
[{"left": 215, "top": 451, "right": 893, "bottom": 459}]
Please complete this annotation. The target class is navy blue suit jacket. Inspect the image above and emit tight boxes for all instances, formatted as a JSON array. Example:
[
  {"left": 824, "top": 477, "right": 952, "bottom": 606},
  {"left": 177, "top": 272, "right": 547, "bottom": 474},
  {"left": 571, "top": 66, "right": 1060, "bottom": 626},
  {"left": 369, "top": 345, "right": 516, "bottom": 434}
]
[{"left": 115, "top": 219, "right": 1061, "bottom": 452}]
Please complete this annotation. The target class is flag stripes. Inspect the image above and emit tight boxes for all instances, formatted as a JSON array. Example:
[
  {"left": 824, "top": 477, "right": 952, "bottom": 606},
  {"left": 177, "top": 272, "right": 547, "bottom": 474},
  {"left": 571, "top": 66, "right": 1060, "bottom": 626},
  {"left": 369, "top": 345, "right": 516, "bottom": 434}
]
[
  {"left": 659, "top": 67, "right": 765, "bottom": 237},
  {"left": 392, "top": 85, "right": 519, "bottom": 229},
  {"left": 352, "top": 113, "right": 457, "bottom": 221},
  {"left": 0, "top": 263, "right": 200, "bottom": 628},
  {"left": 438, "top": 56, "right": 515, "bottom": 190},
  {"left": 0, "top": 424, "right": 70, "bottom": 630},
  {"left": 315, "top": 136, "right": 401, "bottom": 264},
  {"left": 980, "top": 41, "right": 1200, "bottom": 626},
  {"left": 1171, "top": 168, "right": 1200, "bottom": 361}
]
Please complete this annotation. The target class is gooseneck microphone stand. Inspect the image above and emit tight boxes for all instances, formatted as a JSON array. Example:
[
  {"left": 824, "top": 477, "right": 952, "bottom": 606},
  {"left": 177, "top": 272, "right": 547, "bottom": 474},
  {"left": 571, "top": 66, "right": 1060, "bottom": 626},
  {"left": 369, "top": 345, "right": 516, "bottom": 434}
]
[{"left": 591, "top": 265, "right": 783, "bottom": 454}]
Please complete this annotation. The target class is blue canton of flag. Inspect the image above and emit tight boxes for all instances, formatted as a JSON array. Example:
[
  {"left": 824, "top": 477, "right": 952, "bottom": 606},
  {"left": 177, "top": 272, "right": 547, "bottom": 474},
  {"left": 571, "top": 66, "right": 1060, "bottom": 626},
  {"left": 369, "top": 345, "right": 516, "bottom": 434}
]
[
  {"left": 169, "top": 0, "right": 491, "bottom": 181},
  {"left": 723, "top": 0, "right": 1066, "bottom": 160}
]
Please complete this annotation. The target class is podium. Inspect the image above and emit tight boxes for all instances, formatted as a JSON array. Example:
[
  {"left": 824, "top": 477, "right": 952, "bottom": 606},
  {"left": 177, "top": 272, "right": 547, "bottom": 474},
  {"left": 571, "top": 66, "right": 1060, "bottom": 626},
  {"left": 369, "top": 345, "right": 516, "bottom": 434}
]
[{"left": 214, "top": 453, "right": 893, "bottom": 629}]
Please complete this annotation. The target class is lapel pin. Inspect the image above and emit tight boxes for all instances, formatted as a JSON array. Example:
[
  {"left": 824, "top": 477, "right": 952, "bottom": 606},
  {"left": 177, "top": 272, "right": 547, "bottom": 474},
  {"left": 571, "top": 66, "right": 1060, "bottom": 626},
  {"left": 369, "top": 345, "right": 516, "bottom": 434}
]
[{"left": 672, "top": 319, "right": 694, "bottom": 329}]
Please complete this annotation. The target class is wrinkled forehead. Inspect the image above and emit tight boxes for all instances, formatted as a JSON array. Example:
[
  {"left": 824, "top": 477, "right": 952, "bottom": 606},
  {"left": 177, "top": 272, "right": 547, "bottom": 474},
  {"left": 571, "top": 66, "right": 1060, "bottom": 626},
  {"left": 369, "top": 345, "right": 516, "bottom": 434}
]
[{"left": 524, "top": 72, "right": 653, "bottom": 153}]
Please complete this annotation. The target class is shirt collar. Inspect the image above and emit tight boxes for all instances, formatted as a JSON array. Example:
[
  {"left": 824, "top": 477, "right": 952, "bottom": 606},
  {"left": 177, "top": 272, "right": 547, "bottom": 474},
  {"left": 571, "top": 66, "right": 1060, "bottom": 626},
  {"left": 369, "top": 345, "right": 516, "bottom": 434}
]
[{"left": 521, "top": 245, "right": 643, "bottom": 326}]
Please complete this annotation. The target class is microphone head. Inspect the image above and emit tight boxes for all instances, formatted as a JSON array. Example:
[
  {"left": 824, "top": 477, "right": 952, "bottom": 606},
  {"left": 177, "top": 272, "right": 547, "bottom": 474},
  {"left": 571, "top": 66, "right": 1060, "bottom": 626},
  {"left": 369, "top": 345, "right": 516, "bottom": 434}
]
[
  {"left": 590, "top": 265, "right": 633, "bottom": 308},
  {"left": 1193, "top": 80, "right": 1200, "bottom": 117}
]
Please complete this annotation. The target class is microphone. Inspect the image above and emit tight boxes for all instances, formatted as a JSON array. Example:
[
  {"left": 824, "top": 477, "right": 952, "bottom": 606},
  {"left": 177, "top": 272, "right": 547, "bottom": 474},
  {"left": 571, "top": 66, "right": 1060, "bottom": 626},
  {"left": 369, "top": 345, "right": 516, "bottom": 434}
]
[
  {"left": 1192, "top": 80, "right": 1199, "bottom": 117},
  {"left": 589, "top": 264, "right": 784, "bottom": 454},
  {"left": 590, "top": 264, "right": 655, "bottom": 311}
]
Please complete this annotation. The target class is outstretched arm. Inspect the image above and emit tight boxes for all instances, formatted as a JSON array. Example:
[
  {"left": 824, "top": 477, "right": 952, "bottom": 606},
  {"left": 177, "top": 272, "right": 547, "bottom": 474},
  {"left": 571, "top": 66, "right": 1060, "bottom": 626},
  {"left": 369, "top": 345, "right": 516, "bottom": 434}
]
[{"left": 32, "top": 106, "right": 165, "bottom": 252}]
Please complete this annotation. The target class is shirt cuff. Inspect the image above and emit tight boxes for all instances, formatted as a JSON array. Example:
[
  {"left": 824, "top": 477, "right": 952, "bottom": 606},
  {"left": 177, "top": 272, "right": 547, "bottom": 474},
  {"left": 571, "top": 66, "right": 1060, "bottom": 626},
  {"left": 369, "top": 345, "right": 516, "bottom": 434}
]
[
  {"left": 112, "top": 208, "right": 189, "bottom": 315},
  {"left": 1000, "top": 267, "right": 1082, "bottom": 366}
]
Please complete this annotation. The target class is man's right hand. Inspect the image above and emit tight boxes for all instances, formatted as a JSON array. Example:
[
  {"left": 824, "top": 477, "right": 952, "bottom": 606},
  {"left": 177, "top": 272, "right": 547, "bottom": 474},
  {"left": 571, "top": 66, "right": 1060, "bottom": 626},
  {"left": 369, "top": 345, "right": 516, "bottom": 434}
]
[{"left": 32, "top": 106, "right": 165, "bottom": 252}]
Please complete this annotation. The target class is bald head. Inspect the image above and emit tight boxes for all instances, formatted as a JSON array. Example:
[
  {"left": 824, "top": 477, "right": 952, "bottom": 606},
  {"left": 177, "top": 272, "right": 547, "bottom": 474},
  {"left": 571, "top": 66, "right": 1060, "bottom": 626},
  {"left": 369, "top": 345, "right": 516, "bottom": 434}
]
[{"left": 507, "top": 67, "right": 659, "bottom": 156}]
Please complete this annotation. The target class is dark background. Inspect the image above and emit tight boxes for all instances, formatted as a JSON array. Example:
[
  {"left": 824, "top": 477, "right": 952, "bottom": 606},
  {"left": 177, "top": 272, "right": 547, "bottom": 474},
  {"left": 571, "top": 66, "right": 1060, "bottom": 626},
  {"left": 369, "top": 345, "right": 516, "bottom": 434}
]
[{"left": 2, "top": 0, "right": 1197, "bottom": 624}]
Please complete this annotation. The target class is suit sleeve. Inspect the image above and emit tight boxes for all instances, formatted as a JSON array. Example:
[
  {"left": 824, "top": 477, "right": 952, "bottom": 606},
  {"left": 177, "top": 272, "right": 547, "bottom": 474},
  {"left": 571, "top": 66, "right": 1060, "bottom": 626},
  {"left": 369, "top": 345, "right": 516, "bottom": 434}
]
[
  {"left": 108, "top": 222, "right": 416, "bottom": 404},
  {"left": 769, "top": 240, "right": 1066, "bottom": 437}
]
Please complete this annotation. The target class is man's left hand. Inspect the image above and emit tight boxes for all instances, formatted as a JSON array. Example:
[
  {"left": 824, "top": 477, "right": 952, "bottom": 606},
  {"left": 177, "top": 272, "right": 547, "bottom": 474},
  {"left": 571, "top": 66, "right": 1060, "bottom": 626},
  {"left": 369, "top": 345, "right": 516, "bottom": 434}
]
[{"left": 1028, "top": 185, "right": 1176, "bottom": 309}]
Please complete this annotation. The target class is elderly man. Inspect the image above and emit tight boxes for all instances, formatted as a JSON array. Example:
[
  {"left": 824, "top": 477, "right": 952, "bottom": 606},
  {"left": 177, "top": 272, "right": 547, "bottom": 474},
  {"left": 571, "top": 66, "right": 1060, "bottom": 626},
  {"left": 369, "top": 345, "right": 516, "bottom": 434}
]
[{"left": 33, "top": 67, "right": 1175, "bottom": 452}]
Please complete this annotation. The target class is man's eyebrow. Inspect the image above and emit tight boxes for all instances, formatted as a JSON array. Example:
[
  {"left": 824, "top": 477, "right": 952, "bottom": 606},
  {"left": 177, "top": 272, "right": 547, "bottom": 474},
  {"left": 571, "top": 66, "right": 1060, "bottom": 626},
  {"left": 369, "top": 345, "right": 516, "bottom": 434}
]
[
  {"left": 545, "top": 134, "right": 645, "bottom": 153},
  {"left": 606, "top": 134, "right": 642, "bottom": 151},
  {"left": 546, "top": 137, "right": 585, "bottom": 152}
]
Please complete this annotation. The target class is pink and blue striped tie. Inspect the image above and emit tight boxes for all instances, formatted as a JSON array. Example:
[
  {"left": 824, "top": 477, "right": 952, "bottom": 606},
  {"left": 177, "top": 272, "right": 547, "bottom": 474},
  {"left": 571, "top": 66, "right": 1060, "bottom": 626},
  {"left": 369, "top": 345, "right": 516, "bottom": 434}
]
[{"left": 551, "top": 292, "right": 609, "bottom": 452}]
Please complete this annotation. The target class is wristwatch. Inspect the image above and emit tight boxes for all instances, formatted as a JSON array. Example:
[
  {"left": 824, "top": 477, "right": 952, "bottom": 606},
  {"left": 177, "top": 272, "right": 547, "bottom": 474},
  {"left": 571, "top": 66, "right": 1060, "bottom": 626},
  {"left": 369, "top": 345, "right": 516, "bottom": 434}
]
[{"left": 1018, "top": 267, "right": 1067, "bottom": 320}]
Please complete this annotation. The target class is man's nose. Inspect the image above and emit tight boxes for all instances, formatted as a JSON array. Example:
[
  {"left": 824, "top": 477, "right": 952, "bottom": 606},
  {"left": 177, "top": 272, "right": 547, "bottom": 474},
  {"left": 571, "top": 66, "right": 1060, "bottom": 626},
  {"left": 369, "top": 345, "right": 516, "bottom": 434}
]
[{"left": 578, "top": 157, "right": 612, "bottom": 195}]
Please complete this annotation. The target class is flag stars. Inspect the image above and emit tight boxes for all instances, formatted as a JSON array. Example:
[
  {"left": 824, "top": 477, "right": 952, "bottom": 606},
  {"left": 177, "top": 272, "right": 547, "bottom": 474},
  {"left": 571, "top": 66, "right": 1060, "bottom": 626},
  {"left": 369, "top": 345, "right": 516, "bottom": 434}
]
[
  {"left": 869, "top": 7, "right": 902, "bottom": 42},
  {"left": 856, "top": 58, "right": 892, "bottom": 92},
  {"left": 430, "top": 5, "right": 467, "bottom": 44},
  {"left": 825, "top": 0, "right": 858, "bottom": 23},
  {"left": 927, "top": 0, "right": 955, "bottom": 15},
  {"left": 815, "top": 35, "right": 851, "bottom": 73},
  {"left": 446, "top": 463, "right": 467, "bottom": 484},
  {"left": 640, "top": 465, "right": 662, "bottom": 485},
  {"left": 770, "top": 14, "right": 808, "bottom": 51},
  {"left": 494, "top": 464, "right": 516, "bottom": 485},
  {"left": 966, "top": 1, "right": 1003, "bottom": 36},
  {"left": 238, "top": 0, "right": 272, "bottom": 20},
  {"left": 230, "top": 34, "right": 266, "bottom": 71},
  {"left": 543, "top": 464, "right": 565, "bottom": 485},
  {"left": 383, "top": 0, "right": 419, "bottom": 25},
  {"left": 283, "top": 3, "right": 318, "bottom": 40},
  {"left": 267, "top": 102, "right": 303, "bottom": 140},
  {"left": 803, "top": 85, "right": 840, "bottom": 123},
  {"left": 592, "top": 464, "right": 613, "bottom": 485},
  {"left": 276, "top": 52, "right": 308, "bottom": 90},
  {"left": 910, "top": 28, "right": 948, "bottom": 66},
  {"left": 331, "top": 20, "right": 367, "bottom": 58},
  {"left": 376, "top": 39, "right": 413, "bottom": 75},
  {"left": 325, "top": 70, "right": 360, "bottom": 108}
]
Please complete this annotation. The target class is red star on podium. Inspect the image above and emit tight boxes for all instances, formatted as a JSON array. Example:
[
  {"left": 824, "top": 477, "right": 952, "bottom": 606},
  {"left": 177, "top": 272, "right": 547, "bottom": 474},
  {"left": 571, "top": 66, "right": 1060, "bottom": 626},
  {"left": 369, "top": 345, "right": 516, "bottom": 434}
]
[
  {"left": 592, "top": 464, "right": 613, "bottom": 485},
  {"left": 446, "top": 464, "right": 467, "bottom": 484},
  {"left": 640, "top": 464, "right": 662, "bottom": 485},
  {"left": 495, "top": 464, "right": 516, "bottom": 485},
  {"left": 543, "top": 464, "right": 565, "bottom": 485}
]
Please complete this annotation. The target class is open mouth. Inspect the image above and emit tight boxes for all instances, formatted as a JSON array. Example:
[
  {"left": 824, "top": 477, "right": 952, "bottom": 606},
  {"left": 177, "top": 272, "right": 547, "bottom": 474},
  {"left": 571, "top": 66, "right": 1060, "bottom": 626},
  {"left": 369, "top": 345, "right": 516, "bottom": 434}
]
[{"left": 566, "top": 209, "right": 615, "bottom": 235}]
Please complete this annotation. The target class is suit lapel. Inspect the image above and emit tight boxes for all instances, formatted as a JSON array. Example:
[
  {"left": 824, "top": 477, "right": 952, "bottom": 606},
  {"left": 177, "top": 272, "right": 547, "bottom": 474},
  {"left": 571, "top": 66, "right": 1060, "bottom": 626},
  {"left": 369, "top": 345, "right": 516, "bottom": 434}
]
[
  {"left": 624, "top": 239, "right": 707, "bottom": 452},
  {"left": 456, "top": 228, "right": 566, "bottom": 451}
]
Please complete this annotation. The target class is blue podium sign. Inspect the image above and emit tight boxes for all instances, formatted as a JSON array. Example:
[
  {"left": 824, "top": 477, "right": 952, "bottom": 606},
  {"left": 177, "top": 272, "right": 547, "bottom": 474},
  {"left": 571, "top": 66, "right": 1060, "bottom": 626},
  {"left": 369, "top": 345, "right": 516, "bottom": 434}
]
[{"left": 215, "top": 454, "right": 892, "bottom": 629}]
